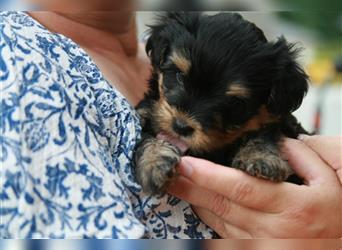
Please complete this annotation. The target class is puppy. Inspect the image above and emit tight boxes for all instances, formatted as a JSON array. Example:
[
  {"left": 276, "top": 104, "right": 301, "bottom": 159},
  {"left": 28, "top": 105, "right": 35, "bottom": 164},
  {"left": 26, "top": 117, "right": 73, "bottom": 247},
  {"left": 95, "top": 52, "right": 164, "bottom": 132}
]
[{"left": 134, "top": 12, "right": 309, "bottom": 195}]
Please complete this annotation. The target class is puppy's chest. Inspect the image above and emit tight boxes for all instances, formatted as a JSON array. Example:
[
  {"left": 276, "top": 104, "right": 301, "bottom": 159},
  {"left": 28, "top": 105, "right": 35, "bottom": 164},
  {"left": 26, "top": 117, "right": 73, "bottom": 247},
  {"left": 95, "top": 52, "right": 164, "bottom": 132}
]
[{"left": 188, "top": 147, "right": 238, "bottom": 166}]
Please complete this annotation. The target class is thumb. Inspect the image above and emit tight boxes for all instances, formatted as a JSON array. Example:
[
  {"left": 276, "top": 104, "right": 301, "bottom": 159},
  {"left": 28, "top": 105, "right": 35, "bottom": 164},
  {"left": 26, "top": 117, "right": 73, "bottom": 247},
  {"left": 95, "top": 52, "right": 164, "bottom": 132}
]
[
  {"left": 282, "top": 138, "right": 338, "bottom": 185},
  {"left": 298, "top": 135, "right": 342, "bottom": 172}
]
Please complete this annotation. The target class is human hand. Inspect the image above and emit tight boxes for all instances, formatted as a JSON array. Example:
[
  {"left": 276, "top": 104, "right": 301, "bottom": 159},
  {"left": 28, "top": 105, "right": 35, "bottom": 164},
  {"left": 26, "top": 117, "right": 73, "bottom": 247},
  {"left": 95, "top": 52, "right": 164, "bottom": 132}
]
[
  {"left": 168, "top": 138, "right": 342, "bottom": 238},
  {"left": 297, "top": 135, "right": 342, "bottom": 183}
]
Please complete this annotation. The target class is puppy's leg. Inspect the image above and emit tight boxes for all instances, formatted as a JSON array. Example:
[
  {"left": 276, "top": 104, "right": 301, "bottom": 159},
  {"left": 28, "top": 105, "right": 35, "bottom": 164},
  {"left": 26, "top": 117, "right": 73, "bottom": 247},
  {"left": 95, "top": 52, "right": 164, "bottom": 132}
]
[
  {"left": 232, "top": 137, "right": 293, "bottom": 182},
  {"left": 134, "top": 137, "right": 181, "bottom": 195}
]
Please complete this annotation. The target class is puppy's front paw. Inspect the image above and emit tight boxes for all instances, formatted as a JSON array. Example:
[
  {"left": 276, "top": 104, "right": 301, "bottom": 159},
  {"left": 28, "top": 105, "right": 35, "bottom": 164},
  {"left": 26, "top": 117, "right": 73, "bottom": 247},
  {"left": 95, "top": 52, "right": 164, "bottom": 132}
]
[
  {"left": 134, "top": 138, "right": 181, "bottom": 195},
  {"left": 232, "top": 154, "right": 293, "bottom": 182}
]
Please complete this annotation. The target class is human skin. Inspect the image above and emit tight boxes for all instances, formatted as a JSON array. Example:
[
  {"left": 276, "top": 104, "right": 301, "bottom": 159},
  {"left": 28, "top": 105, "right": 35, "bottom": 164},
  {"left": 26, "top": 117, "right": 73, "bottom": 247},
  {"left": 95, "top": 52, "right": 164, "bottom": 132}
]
[
  {"left": 28, "top": 3, "right": 150, "bottom": 105},
  {"left": 28, "top": 0, "right": 134, "bottom": 11},
  {"left": 298, "top": 135, "right": 342, "bottom": 183},
  {"left": 168, "top": 135, "right": 342, "bottom": 238},
  {"left": 26, "top": 5, "right": 342, "bottom": 238}
]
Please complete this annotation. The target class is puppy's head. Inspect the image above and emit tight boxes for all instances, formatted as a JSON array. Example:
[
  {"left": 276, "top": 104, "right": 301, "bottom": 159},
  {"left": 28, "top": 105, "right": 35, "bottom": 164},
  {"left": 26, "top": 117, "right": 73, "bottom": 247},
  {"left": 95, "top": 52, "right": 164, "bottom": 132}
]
[{"left": 146, "top": 12, "right": 308, "bottom": 153}]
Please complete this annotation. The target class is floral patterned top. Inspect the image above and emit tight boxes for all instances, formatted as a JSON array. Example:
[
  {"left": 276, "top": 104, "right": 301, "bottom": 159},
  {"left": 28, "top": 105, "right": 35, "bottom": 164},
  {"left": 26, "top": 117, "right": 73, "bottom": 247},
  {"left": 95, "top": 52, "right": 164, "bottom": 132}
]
[{"left": 0, "top": 11, "right": 215, "bottom": 239}]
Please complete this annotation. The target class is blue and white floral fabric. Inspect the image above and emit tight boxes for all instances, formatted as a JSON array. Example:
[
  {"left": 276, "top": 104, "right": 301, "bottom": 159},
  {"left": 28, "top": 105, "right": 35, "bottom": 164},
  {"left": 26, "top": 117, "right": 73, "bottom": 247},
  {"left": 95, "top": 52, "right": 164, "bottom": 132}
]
[{"left": 0, "top": 11, "right": 215, "bottom": 239}]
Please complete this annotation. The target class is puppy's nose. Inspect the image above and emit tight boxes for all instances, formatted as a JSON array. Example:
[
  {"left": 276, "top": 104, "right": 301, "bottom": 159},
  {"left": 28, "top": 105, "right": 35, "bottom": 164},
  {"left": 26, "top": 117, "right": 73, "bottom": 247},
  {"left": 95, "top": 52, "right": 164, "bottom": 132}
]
[{"left": 172, "top": 118, "right": 194, "bottom": 137}]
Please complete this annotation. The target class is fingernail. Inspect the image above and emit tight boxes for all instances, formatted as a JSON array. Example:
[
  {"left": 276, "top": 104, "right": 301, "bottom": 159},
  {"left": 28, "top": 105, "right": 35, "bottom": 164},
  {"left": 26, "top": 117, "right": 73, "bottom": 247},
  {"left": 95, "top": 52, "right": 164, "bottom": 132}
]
[
  {"left": 298, "top": 134, "right": 309, "bottom": 141},
  {"left": 180, "top": 157, "right": 194, "bottom": 177}
]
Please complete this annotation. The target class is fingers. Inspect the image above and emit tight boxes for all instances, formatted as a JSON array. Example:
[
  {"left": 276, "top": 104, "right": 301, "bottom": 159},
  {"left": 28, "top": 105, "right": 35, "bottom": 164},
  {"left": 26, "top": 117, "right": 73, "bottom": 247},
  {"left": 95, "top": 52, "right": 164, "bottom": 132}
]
[
  {"left": 192, "top": 207, "right": 252, "bottom": 238},
  {"left": 168, "top": 175, "right": 266, "bottom": 228},
  {"left": 298, "top": 135, "right": 342, "bottom": 172},
  {"left": 282, "top": 138, "right": 338, "bottom": 185},
  {"left": 336, "top": 168, "right": 342, "bottom": 184},
  {"left": 175, "top": 157, "right": 297, "bottom": 211}
]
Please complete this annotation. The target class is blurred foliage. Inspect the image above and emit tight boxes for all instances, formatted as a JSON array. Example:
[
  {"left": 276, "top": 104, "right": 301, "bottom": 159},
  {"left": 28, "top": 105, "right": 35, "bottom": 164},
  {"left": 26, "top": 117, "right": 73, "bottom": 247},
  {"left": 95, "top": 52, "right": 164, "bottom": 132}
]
[
  {"left": 274, "top": 0, "right": 341, "bottom": 41},
  {"left": 307, "top": 58, "right": 342, "bottom": 84},
  {"left": 275, "top": 0, "right": 341, "bottom": 84}
]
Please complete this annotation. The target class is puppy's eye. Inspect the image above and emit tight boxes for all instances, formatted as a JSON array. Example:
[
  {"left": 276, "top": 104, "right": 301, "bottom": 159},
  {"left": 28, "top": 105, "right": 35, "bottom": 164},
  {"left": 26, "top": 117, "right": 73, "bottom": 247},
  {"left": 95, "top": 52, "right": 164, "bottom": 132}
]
[{"left": 176, "top": 72, "right": 185, "bottom": 84}]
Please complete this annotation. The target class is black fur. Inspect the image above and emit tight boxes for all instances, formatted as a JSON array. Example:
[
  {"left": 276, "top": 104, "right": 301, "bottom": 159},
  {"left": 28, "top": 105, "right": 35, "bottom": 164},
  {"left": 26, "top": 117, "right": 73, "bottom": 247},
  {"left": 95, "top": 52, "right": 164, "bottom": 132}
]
[{"left": 134, "top": 12, "right": 309, "bottom": 194}]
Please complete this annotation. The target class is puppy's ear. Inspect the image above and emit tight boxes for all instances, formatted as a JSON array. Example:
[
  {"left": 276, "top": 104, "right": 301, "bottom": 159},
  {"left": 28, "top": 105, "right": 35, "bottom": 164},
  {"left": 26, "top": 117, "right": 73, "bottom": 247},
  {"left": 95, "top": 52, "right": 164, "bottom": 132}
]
[
  {"left": 267, "top": 37, "right": 308, "bottom": 115},
  {"left": 145, "top": 24, "right": 169, "bottom": 68},
  {"left": 145, "top": 13, "right": 182, "bottom": 68},
  {"left": 146, "top": 12, "right": 200, "bottom": 69}
]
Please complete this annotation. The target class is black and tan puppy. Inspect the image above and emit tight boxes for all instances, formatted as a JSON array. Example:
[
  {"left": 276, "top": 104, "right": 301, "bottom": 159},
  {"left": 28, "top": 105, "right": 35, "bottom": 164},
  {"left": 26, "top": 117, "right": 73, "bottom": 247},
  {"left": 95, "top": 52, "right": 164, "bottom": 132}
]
[{"left": 134, "top": 12, "right": 309, "bottom": 195}]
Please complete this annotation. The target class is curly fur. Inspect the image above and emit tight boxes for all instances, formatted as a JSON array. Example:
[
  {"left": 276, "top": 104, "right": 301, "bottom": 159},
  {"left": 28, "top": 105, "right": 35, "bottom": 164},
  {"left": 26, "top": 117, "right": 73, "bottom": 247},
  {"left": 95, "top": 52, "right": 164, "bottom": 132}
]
[{"left": 134, "top": 12, "right": 309, "bottom": 194}]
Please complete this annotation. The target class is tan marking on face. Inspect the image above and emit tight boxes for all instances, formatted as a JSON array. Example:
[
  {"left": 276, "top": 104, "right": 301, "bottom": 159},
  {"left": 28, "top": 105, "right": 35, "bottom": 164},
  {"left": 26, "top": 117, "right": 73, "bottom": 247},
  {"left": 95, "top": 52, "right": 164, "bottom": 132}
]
[
  {"left": 151, "top": 98, "right": 208, "bottom": 149},
  {"left": 152, "top": 99, "right": 201, "bottom": 133},
  {"left": 170, "top": 51, "right": 191, "bottom": 74},
  {"left": 152, "top": 103, "right": 279, "bottom": 153},
  {"left": 152, "top": 99, "right": 215, "bottom": 153},
  {"left": 200, "top": 106, "right": 279, "bottom": 151},
  {"left": 153, "top": 71, "right": 279, "bottom": 154},
  {"left": 226, "top": 84, "right": 251, "bottom": 98}
]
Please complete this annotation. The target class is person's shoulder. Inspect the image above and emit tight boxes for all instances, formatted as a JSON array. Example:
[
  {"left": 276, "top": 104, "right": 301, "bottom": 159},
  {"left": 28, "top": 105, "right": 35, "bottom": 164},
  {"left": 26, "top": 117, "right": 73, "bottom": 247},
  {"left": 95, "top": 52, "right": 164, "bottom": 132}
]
[
  {"left": 0, "top": 11, "right": 88, "bottom": 70},
  {"left": 0, "top": 12, "right": 43, "bottom": 81},
  {"left": 0, "top": 11, "right": 45, "bottom": 41},
  {"left": 0, "top": 11, "right": 74, "bottom": 55},
  {"left": 0, "top": 11, "right": 77, "bottom": 81},
  {"left": 0, "top": 11, "right": 45, "bottom": 30},
  {"left": 0, "top": 11, "right": 46, "bottom": 62}
]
